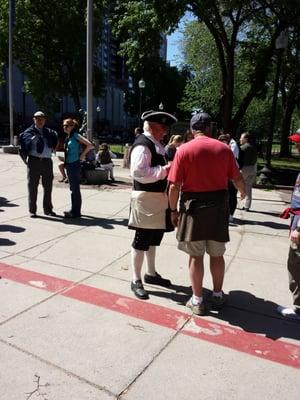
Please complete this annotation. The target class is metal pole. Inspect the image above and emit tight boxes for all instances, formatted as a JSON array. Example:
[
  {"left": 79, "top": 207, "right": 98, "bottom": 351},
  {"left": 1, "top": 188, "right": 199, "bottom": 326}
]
[
  {"left": 86, "top": 0, "right": 93, "bottom": 141},
  {"left": 139, "top": 89, "right": 142, "bottom": 128},
  {"left": 8, "top": 0, "right": 15, "bottom": 145},
  {"left": 265, "top": 49, "right": 283, "bottom": 168}
]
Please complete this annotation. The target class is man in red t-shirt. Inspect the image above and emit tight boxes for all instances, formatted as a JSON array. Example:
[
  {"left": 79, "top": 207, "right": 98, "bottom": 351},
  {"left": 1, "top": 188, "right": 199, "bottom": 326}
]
[{"left": 168, "top": 112, "right": 245, "bottom": 316}]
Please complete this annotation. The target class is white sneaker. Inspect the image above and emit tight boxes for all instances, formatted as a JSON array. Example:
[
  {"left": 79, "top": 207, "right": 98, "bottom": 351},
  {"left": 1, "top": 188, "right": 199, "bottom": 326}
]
[{"left": 277, "top": 306, "right": 300, "bottom": 320}]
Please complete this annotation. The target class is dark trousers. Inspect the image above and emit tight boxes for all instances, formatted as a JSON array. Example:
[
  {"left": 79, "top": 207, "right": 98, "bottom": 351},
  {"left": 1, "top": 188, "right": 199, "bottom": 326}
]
[
  {"left": 66, "top": 161, "right": 82, "bottom": 216},
  {"left": 27, "top": 156, "right": 53, "bottom": 214},
  {"left": 228, "top": 181, "right": 238, "bottom": 215},
  {"left": 132, "top": 228, "right": 164, "bottom": 251},
  {"left": 287, "top": 246, "right": 300, "bottom": 310}
]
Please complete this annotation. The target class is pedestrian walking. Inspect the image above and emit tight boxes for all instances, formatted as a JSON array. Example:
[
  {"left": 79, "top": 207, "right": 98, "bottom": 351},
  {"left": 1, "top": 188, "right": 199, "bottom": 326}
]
[
  {"left": 218, "top": 133, "right": 239, "bottom": 221},
  {"left": 168, "top": 112, "right": 245, "bottom": 315},
  {"left": 238, "top": 132, "right": 257, "bottom": 211},
  {"left": 19, "top": 111, "right": 58, "bottom": 217},
  {"left": 128, "top": 110, "right": 177, "bottom": 299}
]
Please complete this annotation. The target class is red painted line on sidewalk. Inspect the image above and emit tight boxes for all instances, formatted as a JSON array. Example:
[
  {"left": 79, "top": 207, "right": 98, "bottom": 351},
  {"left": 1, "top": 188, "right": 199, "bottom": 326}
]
[
  {"left": 0, "top": 263, "right": 73, "bottom": 292},
  {"left": 1, "top": 262, "right": 299, "bottom": 369}
]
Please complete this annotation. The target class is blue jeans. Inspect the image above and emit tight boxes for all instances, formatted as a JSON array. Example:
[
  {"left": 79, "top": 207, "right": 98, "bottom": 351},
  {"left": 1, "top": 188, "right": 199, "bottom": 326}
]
[{"left": 66, "top": 161, "right": 82, "bottom": 216}]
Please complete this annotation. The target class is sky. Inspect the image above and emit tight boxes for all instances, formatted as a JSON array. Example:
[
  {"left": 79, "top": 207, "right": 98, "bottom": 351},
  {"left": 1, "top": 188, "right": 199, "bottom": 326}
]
[
  {"left": 167, "top": 29, "right": 184, "bottom": 67},
  {"left": 166, "top": 12, "right": 195, "bottom": 67}
]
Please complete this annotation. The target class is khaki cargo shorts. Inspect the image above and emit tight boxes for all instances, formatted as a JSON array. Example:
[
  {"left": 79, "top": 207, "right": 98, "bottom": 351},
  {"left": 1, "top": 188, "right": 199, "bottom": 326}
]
[{"left": 178, "top": 240, "right": 226, "bottom": 257}]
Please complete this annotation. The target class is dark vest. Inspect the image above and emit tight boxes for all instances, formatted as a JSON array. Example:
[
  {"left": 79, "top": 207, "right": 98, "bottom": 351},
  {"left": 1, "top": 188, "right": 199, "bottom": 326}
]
[{"left": 131, "top": 134, "right": 167, "bottom": 192}]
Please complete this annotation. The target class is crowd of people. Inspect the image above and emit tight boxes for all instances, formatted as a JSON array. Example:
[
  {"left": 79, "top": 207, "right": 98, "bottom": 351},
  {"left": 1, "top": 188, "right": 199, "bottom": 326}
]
[{"left": 18, "top": 109, "right": 300, "bottom": 321}]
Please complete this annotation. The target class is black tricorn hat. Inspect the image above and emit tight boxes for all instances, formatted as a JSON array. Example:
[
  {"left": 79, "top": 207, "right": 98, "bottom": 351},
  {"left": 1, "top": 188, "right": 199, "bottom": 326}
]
[{"left": 141, "top": 110, "right": 177, "bottom": 126}]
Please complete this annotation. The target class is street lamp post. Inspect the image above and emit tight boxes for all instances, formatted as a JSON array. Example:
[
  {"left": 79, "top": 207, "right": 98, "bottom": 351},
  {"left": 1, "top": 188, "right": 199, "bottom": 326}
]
[
  {"left": 21, "top": 85, "right": 26, "bottom": 126},
  {"left": 138, "top": 78, "right": 146, "bottom": 127},
  {"left": 8, "top": 0, "right": 15, "bottom": 146},
  {"left": 260, "top": 30, "right": 288, "bottom": 184},
  {"left": 86, "top": 0, "right": 93, "bottom": 141},
  {"left": 96, "top": 105, "right": 101, "bottom": 133}
]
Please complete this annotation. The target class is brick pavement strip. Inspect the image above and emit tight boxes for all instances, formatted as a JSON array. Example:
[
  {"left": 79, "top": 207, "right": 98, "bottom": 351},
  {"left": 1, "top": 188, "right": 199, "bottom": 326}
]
[{"left": 1, "top": 262, "right": 299, "bottom": 370}]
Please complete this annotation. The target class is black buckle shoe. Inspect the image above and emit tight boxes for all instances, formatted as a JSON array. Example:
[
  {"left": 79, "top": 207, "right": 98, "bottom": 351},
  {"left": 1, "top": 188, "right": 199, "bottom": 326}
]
[
  {"left": 64, "top": 211, "right": 81, "bottom": 218},
  {"left": 131, "top": 280, "right": 149, "bottom": 300},
  {"left": 44, "top": 211, "right": 56, "bottom": 216},
  {"left": 144, "top": 273, "right": 171, "bottom": 287}
]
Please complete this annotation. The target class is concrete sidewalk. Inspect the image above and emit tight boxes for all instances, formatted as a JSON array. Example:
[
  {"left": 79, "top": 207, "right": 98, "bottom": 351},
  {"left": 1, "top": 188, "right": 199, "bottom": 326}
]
[{"left": 0, "top": 151, "right": 299, "bottom": 400}]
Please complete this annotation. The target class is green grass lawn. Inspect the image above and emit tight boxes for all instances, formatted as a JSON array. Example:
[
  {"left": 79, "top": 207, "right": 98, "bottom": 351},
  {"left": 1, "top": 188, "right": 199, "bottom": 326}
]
[
  {"left": 110, "top": 144, "right": 125, "bottom": 154},
  {"left": 258, "top": 156, "right": 300, "bottom": 170},
  {"left": 257, "top": 155, "right": 299, "bottom": 186}
]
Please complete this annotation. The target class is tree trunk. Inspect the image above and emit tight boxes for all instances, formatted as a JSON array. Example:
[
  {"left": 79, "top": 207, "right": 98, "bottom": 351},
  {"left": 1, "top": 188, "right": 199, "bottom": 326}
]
[{"left": 279, "top": 99, "right": 295, "bottom": 157}]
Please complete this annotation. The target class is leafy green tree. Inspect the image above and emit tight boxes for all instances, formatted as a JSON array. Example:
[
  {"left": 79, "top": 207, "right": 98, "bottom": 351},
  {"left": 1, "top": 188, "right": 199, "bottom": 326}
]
[
  {"left": 0, "top": 0, "right": 105, "bottom": 115},
  {"left": 0, "top": 0, "right": 8, "bottom": 86},
  {"left": 278, "top": 29, "right": 300, "bottom": 156},
  {"left": 105, "top": 1, "right": 188, "bottom": 117},
  {"left": 124, "top": 60, "right": 189, "bottom": 119},
  {"left": 107, "top": 0, "right": 300, "bottom": 137},
  {"left": 179, "top": 21, "right": 222, "bottom": 119}
]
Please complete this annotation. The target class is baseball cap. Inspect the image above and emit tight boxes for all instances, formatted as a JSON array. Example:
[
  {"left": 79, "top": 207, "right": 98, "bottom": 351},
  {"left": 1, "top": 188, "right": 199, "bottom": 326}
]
[
  {"left": 33, "top": 111, "right": 46, "bottom": 118},
  {"left": 288, "top": 128, "right": 300, "bottom": 143},
  {"left": 190, "top": 112, "right": 212, "bottom": 131}
]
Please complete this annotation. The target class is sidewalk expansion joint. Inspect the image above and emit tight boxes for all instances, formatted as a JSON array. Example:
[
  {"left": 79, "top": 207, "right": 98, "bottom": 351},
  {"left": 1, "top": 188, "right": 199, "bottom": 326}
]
[
  {"left": 117, "top": 316, "right": 192, "bottom": 399},
  {"left": 0, "top": 338, "right": 117, "bottom": 399}
]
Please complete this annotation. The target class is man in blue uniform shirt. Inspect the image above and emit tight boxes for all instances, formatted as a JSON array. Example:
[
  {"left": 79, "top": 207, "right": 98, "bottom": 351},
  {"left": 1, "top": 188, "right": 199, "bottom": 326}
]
[{"left": 19, "top": 111, "right": 58, "bottom": 217}]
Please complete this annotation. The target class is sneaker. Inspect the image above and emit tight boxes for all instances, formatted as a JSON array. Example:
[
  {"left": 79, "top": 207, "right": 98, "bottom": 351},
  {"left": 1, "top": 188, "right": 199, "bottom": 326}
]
[
  {"left": 144, "top": 273, "right": 171, "bottom": 287},
  {"left": 29, "top": 213, "right": 37, "bottom": 218},
  {"left": 277, "top": 306, "right": 300, "bottom": 320},
  {"left": 131, "top": 280, "right": 149, "bottom": 300},
  {"left": 186, "top": 298, "right": 206, "bottom": 316},
  {"left": 209, "top": 292, "right": 226, "bottom": 310}
]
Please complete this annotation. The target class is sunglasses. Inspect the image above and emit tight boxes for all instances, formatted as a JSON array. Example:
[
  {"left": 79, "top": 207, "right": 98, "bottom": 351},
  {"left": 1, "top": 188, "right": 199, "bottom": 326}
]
[{"left": 63, "top": 124, "right": 73, "bottom": 128}]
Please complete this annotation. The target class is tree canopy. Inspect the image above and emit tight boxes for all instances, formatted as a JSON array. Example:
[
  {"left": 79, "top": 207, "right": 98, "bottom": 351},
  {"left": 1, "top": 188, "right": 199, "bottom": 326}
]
[
  {"left": 108, "top": 0, "right": 300, "bottom": 138},
  {"left": 0, "top": 0, "right": 105, "bottom": 115}
]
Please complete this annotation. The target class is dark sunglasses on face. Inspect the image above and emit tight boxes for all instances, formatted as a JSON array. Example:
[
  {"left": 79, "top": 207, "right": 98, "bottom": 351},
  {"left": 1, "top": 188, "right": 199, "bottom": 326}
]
[{"left": 63, "top": 124, "right": 73, "bottom": 128}]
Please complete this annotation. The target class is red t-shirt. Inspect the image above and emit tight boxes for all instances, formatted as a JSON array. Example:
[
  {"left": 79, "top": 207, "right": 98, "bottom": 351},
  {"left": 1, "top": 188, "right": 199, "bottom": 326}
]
[{"left": 168, "top": 136, "right": 240, "bottom": 192}]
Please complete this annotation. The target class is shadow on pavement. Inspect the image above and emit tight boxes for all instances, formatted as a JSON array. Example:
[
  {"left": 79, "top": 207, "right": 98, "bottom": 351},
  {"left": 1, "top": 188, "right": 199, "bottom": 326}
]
[
  {"left": 0, "top": 225, "right": 25, "bottom": 247},
  {"left": 0, "top": 197, "right": 19, "bottom": 211},
  {"left": 149, "top": 287, "right": 299, "bottom": 341},
  {"left": 211, "top": 290, "right": 300, "bottom": 341},
  {"left": 147, "top": 283, "right": 193, "bottom": 305},
  {"left": 0, "top": 225, "right": 25, "bottom": 233},
  {"left": 0, "top": 238, "right": 16, "bottom": 246},
  {"left": 37, "top": 214, "right": 128, "bottom": 229},
  {"left": 233, "top": 217, "right": 288, "bottom": 230},
  {"left": 239, "top": 209, "right": 282, "bottom": 217}
]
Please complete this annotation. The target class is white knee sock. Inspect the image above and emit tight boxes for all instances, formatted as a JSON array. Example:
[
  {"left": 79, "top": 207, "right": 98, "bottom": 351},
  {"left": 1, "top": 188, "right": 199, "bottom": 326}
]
[
  {"left": 131, "top": 247, "right": 144, "bottom": 282},
  {"left": 145, "top": 246, "right": 156, "bottom": 276},
  {"left": 192, "top": 295, "right": 203, "bottom": 305}
]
